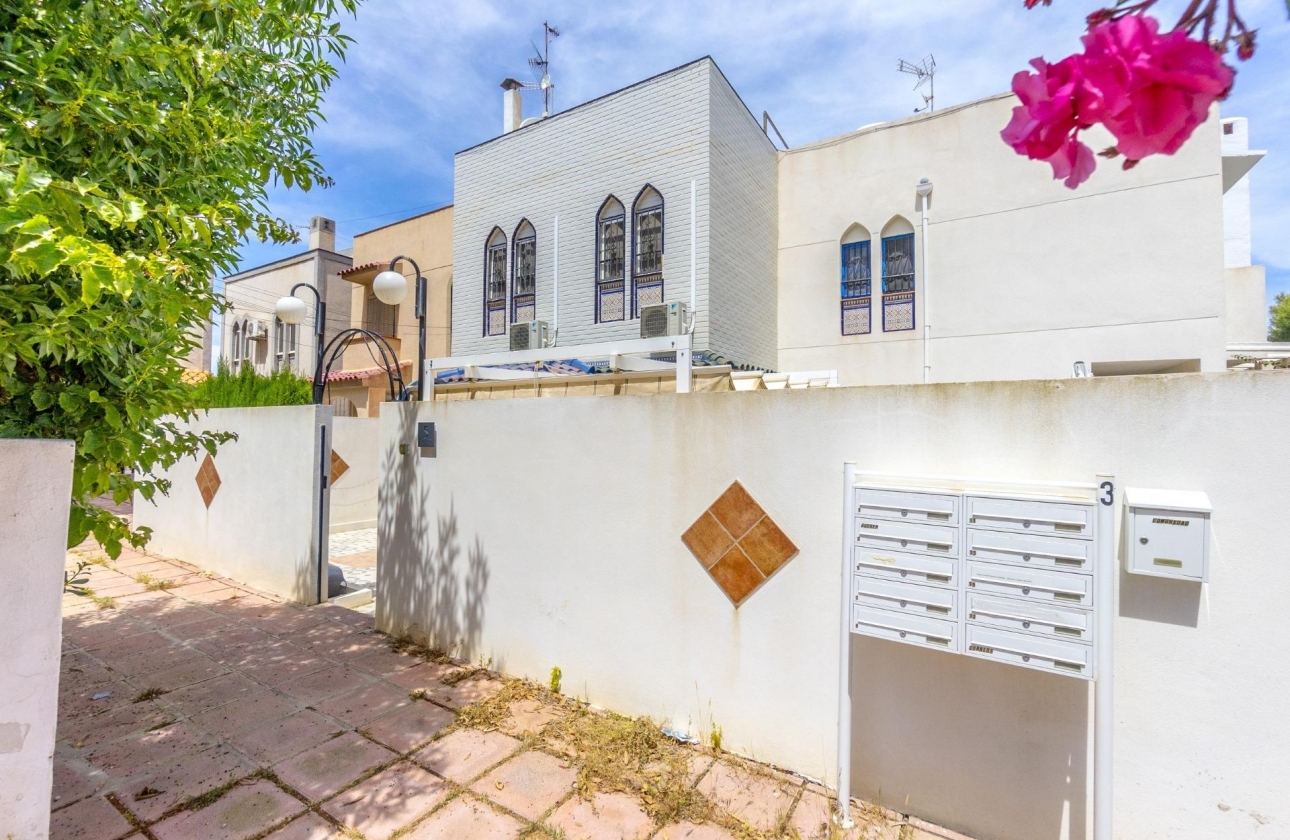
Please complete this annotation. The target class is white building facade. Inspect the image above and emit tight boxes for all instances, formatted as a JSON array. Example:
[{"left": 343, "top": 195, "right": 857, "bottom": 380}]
[{"left": 448, "top": 58, "right": 1265, "bottom": 386}]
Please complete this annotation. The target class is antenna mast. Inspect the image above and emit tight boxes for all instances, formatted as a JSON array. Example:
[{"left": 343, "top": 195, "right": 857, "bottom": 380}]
[
  {"left": 896, "top": 54, "right": 936, "bottom": 113},
  {"left": 526, "top": 21, "right": 561, "bottom": 117}
]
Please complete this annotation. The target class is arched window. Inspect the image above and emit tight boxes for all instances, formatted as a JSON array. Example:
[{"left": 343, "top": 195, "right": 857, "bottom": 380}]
[
  {"left": 230, "top": 321, "right": 242, "bottom": 371},
  {"left": 595, "top": 196, "right": 625, "bottom": 322},
  {"left": 840, "top": 224, "right": 872, "bottom": 336},
  {"left": 512, "top": 219, "right": 536, "bottom": 323},
  {"left": 880, "top": 217, "right": 916, "bottom": 332},
  {"left": 631, "top": 185, "right": 664, "bottom": 318},
  {"left": 484, "top": 227, "right": 507, "bottom": 337},
  {"left": 274, "top": 316, "right": 286, "bottom": 370}
]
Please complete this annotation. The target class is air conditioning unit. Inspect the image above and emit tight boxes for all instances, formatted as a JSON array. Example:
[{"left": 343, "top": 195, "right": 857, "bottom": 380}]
[
  {"left": 509, "top": 320, "right": 549, "bottom": 351},
  {"left": 640, "top": 301, "right": 689, "bottom": 339},
  {"left": 245, "top": 320, "right": 268, "bottom": 341}
]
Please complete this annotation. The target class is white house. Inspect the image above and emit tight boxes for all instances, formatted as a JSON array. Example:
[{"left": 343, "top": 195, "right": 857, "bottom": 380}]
[{"left": 445, "top": 57, "right": 1267, "bottom": 387}]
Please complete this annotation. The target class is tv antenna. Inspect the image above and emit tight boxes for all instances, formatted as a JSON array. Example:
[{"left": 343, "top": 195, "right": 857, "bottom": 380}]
[
  {"left": 897, "top": 54, "right": 936, "bottom": 113},
  {"left": 524, "top": 21, "right": 561, "bottom": 117}
]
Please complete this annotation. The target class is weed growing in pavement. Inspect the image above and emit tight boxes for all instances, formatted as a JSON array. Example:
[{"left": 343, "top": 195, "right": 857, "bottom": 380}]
[
  {"left": 132, "top": 688, "right": 168, "bottom": 703},
  {"left": 549, "top": 666, "right": 562, "bottom": 694}
]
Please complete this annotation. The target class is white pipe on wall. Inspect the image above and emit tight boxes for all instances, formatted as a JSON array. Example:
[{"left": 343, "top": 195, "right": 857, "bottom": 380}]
[
  {"left": 690, "top": 179, "right": 697, "bottom": 317},
  {"left": 552, "top": 215, "right": 559, "bottom": 344},
  {"left": 916, "top": 178, "right": 933, "bottom": 384}
]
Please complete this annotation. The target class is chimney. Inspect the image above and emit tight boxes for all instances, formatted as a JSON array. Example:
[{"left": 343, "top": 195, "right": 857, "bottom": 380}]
[
  {"left": 501, "top": 78, "right": 524, "bottom": 134},
  {"left": 309, "top": 216, "right": 336, "bottom": 251}
]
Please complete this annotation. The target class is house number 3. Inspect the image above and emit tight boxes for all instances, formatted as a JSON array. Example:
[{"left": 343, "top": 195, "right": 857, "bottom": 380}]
[{"left": 1099, "top": 481, "right": 1115, "bottom": 506}]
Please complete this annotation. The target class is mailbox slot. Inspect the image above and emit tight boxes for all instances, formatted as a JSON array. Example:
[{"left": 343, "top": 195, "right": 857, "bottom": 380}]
[
  {"left": 855, "top": 486, "right": 959, "bottom": 525},
  {"left": 853, "top": 547, "right": 957, "bottom": 589},
  {"left": 966, "top": 495, "right": 1092, "bottom": 538},
  {"left": 966, "top": 529, "right": 1093, "bottom": 571},
  {"left": 852, "top": 605, "right": 958, "bottom": 653},
  {"left": 853, "top": 576, "right": 957, "bottom": 619},
  {"left": 964, "top": 625, "right": 1092, "bottom": 680},
  {"left": 855, "top": 518, "right": 958, "bottom": 556},
  {"left": 966, "top": 560, "right": 1093, "bottom": 607},
  {"left": 966, "top": 593, "right": 1091, "bottom": 642}
]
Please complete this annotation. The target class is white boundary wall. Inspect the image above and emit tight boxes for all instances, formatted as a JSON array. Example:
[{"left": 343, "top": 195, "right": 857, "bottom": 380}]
[
  {"left": 134, "top": 406, "right": 331, "bottom": 604},
  {"left": 330, "top": 417, "right": 380, "bottom": 533},
  {"left": 378, "top": 372, "right": 1289, "bottom": 840},
  {"left": 0, "top": 440, "right": 74, "bottom": 840}
]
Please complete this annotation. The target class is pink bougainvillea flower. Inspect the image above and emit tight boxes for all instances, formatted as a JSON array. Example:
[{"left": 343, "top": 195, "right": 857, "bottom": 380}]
[
  {"left": 1002, "top": 14, "right": 1233, "bottom": 189},
  {"left": 1080, "top": 15, "right": 1234, "bottom": 161}
]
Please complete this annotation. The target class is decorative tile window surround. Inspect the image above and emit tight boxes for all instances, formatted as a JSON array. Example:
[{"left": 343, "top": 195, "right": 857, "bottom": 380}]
[{"left": 682, "top": 481, "right": 799, "bottom": 606}]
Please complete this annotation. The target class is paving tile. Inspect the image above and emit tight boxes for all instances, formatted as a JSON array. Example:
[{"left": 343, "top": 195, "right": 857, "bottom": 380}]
[
  {"left": 402, "top": 796, "right": 524, "bottom": 840},
  {"left": 319, "top": 606, "right": 374, "bottom": 628},
  {"left": 322, "top": 762, "right": 450, "bottom": 840},
  {"left": 261, "top": 812, "right": 344, "bottom": 840},
  {"left": 425, "top": 676, "right": 504, "bottom": 710},
  {"left": 227, "top": 710, "right": 343, "bottom": 766},
  {"left": 654, "top": 823, "right": 738, "bottom": 840},
  {"left": 363, "top": 701, "right": 455, "bottom": 753},
  {"left": 61, "top": 652, "right": 117, "bottom": 687},
  {"left": 109, "top": 643, "right": 207, "bottom": 677},
  {"left": 498, "top": 699, "right": 563, "bottom": 737},
  {"left": 325, "top": 633, "right": 392, "bottom": 660},
  {"left": 48, "top": 793, "right": 134, "bottom": 840},
  {"left": 547, "top": 791, "right": 653, "bottom": 840},
  {"left": 343, "top": 646, "right": 424, "bottom": 677},
  {"left": 276, "top": 665, "right": 373, "bottom": 705},
  {"left": 234, "top": 644, "right": 332, "bottom": 687},
  {"left": 160, "top": 673, "right": 262, "bottom": 716},
  {"left": 58, "top": 678, "right": 136, "bottom": 723},
  {"left": 313, "top": 681, "right": 409, "bottom": 728},
  {"left": 697, "top": 761, "right": 799, "bottom": 833},
  {"left": 191, "top": 626, "right": 274, "bottom": 659},
  {"left": 115, "top": 744, "right": 257, "bottom": 822},
  {"left": 86, "top": 722, "right": 219, "bottom": 779},
  {"left": 471, "top": 750, "right": 576, "bottom": 820},
  {"left": 164, "top": 615, "right": 238, "bottom": 641},
  {"left": 58, "top": 701, "right": 177, "bottom": 750},
  {"left": 384, "top": 661, "right": 463, "bottom": 691},
  {"left": 190, "top": 690, "right": 301, "bottom": 739},
  {"left": 415, "top": 729, "right": 521, "bottom": 783},
  {"left": 133, "top": 656, "right": 231, "bottom": 693},
  {"left": 283, "top": 620, "right": 361, "bottom": 650},
  {"left": 272, "top": 731, "right": 396, "bottom": 803},
  {"left": 90, "top": 630, "right": 173, "bottom": 661},
  {"left": 51, "top": 759, "right": 107, "bottom": 809},
  {"left": 151, "top": 779, "right": 305, "bottom": 840}
]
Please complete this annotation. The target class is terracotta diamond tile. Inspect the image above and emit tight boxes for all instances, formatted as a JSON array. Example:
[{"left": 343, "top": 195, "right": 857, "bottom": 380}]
[
  {"left": 196, "top": 453, "right": 221, "bottom": 508},
  {"left": 330, "top": 450, "right": 350, "bottom": 485},
  {"left": 708, "top": 481, "right": 764, "bottom": 539},
  {"left": 707, "top": 544, "right": 763, "bottom": 606},
  {"left": 681, "top": 512, "right": 733, "bottom": 569},
  {"left": 740, "top": 516, "right": 798, "bottom": 576},
  {"left": 684, "top": 482, "right": 799, "bottom": 607}
]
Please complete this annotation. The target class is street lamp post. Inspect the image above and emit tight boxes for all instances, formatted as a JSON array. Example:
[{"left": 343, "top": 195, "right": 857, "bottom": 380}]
[
  {"left": 276, "top": 282, "right": 326, "bottom": 403},
  {"left": 372, "top": 256, "right": 427, "bottom": 401}
]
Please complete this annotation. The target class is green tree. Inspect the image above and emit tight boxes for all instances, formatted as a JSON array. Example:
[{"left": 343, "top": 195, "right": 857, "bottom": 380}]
[
  {"left": 1270, "top": 292, "right": 1290, "bottom": 343},
  {"left": 0, "top": 1, "right": 358, "bottom": 557}
]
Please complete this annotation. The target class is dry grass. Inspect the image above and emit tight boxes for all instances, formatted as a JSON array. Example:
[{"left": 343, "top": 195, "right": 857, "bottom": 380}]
[
  {"left": 134, "top": 573, "right": 176, "bottom": 592},
  {"left": 385, "top": 633, "right": 455, "bottom": 664},
  {"left": 453, "top": 677, "right": 552, "bottom": 732}
]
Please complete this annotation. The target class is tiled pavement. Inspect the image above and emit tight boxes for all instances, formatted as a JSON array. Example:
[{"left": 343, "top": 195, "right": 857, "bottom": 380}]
[
  {"left": 55, "top": 543, "right": 972, "bottom": 840},
  {"left": 329, "top": 528, "right": 377, "bottom": 594}
]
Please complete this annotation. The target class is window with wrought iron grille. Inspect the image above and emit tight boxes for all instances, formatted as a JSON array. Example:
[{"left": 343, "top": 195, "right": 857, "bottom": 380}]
[
  {"left": 230, "top": 321, "right": 242, "bottom": 371},
  {"left": 596, "top": 197, "right": 626, "bottom": 323},
  {"left": 881, "top": 232, "right": 916, "bottom": 332},
  {"left": 484, "top": 228, "right": 507, "bottom": 336},
  {"left": 632, "top": 186, "right": 664, "bottom": 318},
  {"left": 274, "top": 317, "right": 286, "bottom": 370},
  {"left": 840, "top": 240, "right": 872, "bottom": 336},
  {"left": 512, "top": 220, "right": 536, "bottom": 323}
]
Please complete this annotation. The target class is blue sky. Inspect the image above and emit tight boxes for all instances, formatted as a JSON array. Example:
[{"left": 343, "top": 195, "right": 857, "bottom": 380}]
[{"left": 233, "top": 0, "right": 1289, "bottom": 320}]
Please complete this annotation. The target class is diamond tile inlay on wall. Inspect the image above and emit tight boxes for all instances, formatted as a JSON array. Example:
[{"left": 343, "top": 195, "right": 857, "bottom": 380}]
[
  {"left": 330, "top": 450, "right": 350, "bottom": 485},
  {"left": 195, "top": 453, "right": 221, "bottom": 508},
  {"left": 682, "top": 481, "right": 799, "bottom": 606}
]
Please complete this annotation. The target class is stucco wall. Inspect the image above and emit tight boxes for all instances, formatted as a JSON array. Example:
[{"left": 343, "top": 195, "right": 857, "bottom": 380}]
[
  {"left": 1225, "top": 265, "right": 1267, "bottom": 343},
  {"left": 329, "top": 417, "right": 380, "bottom": 532},
  {"left": 378, "top": 371, "right": 1288, "bottom": 840},
  {"left": 451, "top": 59, "right": 713, "bottom": 356},
  {"left": 708, "top": 66, "right": 779, "bottom": 370},
  {"left": 778, "top": 95, "right": 1228, "bottom": 385},
  {"left": 133, "top": 406, "right": 331, "bottom": 604},
  {"left": 0, "top": 440, "right": 74, "bottom": 840}
]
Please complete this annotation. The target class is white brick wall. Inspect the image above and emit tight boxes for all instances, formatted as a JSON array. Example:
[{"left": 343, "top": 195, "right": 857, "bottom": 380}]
[{"left": 707, "top": 67, "right": 779, "bottom": 370}]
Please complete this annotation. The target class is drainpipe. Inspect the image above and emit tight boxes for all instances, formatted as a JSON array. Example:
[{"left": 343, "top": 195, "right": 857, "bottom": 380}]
[
  {"left": 916, "top": 178, "right": 933, "bottom": 384},
  {"left": 690, "top": 179, "right": 697, "bottom": 326},
  {"left": 551, "top": 215, "right": 559, "bottom": 345}
]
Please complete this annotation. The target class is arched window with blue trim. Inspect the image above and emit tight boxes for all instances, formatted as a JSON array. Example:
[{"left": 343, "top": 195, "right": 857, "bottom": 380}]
[
  {"left": 631, "top": 185, "right": 664, "bottom": 318},
  {"left": 484, "top": 227, "right": 507, "bottom": 337},
  {"left": 840, "top": 224, "right": 872, "bottom": 336},
  {"left": 512, "top": 219, "right": 536, "bottom": 323},
  {"left": 595, "top": 196, "right": 626, "bottom": 322},
  {"left": 880, "top": 217, "right": 916, "bottom": 332}
]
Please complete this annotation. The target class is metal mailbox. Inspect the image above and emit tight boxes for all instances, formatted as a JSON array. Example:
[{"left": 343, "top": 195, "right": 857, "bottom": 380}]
[{"left": 1124, "top": 488, "right": 1212, "bottom": 583}]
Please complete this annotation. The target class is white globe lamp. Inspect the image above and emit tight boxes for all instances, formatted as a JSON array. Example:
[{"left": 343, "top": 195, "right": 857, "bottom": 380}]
[
  {"left": 274, "top": 295, "right": 307, "bottom": 325},
  {"left": 372, "top": 270, "right": 410, "bottom": 306}
]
